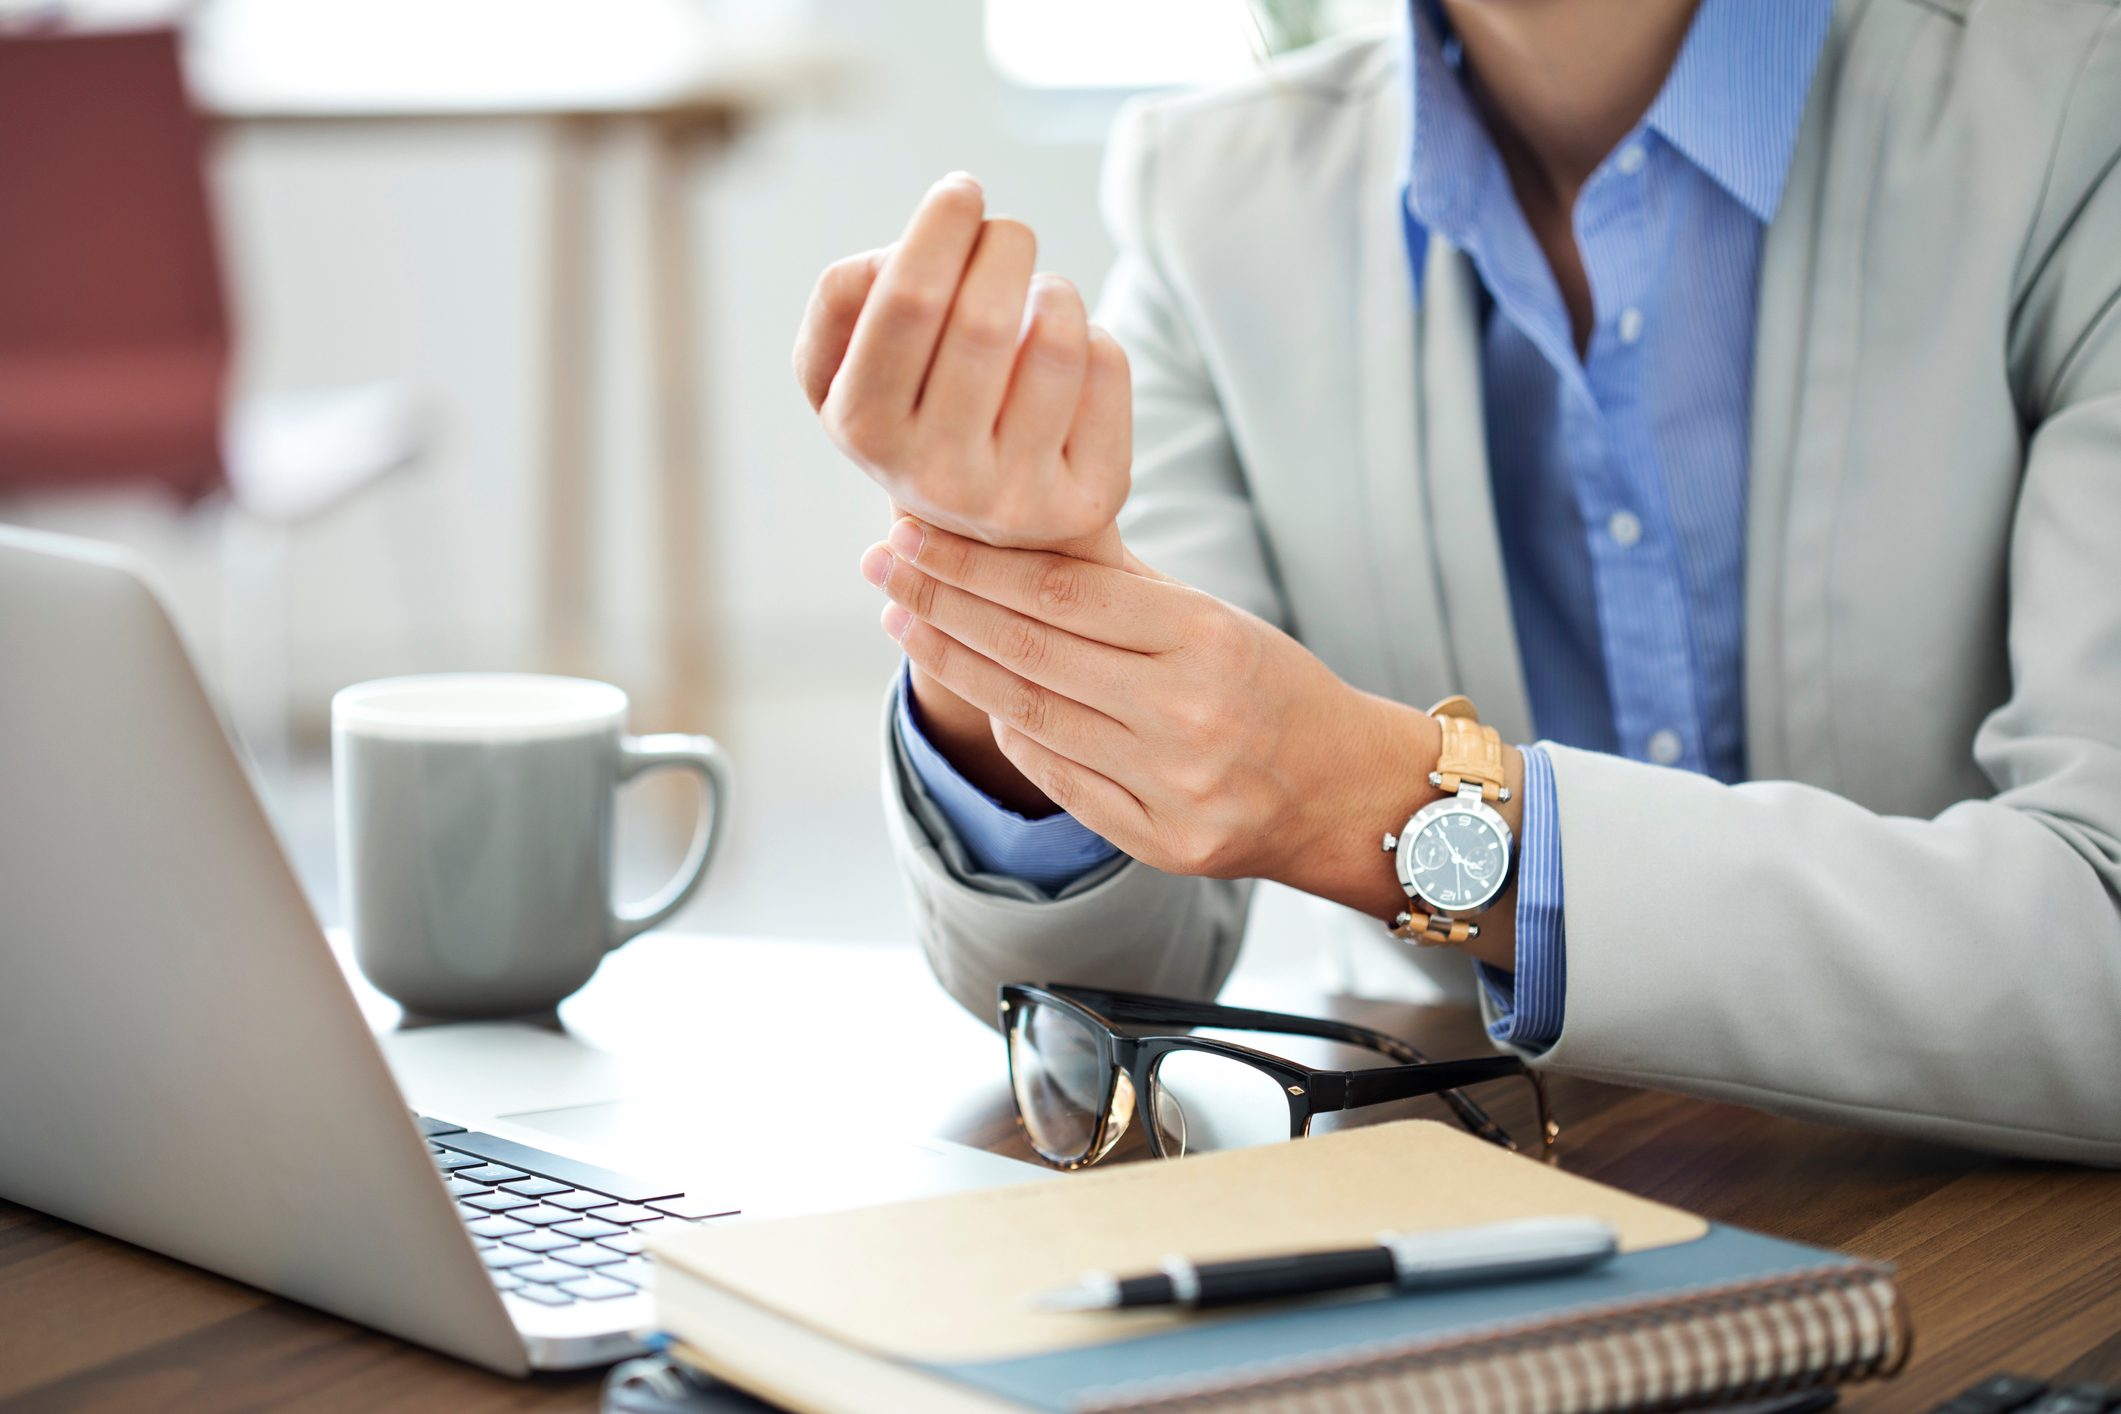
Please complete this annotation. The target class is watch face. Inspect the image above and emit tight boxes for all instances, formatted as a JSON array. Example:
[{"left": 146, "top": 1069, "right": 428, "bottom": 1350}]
[{"left": 1400, "top": 807, "right": 1509, "bottom": 913}]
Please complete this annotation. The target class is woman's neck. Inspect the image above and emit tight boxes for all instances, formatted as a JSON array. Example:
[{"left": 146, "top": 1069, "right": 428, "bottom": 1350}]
[{"left": 1441, "top": 0, "right": 1699, "bottom": 207}]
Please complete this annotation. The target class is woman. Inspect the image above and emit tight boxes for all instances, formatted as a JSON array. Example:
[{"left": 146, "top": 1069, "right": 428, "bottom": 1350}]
[{"left": 792, "top": 0, "right": 2121, "bottom": 1163}]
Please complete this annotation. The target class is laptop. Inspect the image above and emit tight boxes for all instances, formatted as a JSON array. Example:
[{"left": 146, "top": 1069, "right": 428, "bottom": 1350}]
[{"left": 0, "top": 525, "right": 1043, "bottom": 1375}]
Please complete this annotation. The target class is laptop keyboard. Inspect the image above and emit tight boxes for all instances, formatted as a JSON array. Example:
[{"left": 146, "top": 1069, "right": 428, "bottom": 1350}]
[{"left": 419, "top": 1114, "right": 737, "bottom": 1309}]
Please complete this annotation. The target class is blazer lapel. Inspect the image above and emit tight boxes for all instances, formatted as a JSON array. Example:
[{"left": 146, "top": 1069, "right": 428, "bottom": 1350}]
[
  {"left": 1745, "top": 0, "right": 1880, "bottom": 787},
  {"left": 1351, "top": 77, "right": 1451, "bottom": 713},
  {"left": 1351, "top": 78, "right": 1529, "bottom": 741},
  {"left": 1414, "top": 236, "right": 1532, "bottom": 744}
]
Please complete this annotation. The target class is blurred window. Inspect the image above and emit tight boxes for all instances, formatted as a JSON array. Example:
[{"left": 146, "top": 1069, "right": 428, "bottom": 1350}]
[{"left": 985, "top": 0, "right": 1396, "bottom": 91}]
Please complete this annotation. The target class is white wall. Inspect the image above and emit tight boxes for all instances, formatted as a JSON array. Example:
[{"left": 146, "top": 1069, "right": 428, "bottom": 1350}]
[{"left": 127, "top": 0, "right": 1117, "bottom": 720}]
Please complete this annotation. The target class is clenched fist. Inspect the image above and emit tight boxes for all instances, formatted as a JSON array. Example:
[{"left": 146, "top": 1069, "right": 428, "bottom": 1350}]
[{"left": 793, "top": 173, "right": 1132, "bottom": 566}]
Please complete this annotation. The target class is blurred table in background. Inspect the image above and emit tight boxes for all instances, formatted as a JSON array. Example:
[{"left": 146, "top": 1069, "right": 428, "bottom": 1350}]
[
  {"left": 187, "top": 0, "right": 844, "bottom": 728},
  {"left": 2, "top": 929, "right": 2118, "bottom": 1409}
]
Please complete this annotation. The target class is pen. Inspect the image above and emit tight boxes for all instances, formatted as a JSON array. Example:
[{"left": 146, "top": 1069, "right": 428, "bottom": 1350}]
[{"left": 1033, "top": 1216, "right": 1620, "bottom": 1313}]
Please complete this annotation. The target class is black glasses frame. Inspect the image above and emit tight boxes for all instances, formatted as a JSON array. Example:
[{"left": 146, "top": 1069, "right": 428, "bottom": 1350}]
[{"left": 999, "top": 982, "right": 1557, "bottom": 1170}]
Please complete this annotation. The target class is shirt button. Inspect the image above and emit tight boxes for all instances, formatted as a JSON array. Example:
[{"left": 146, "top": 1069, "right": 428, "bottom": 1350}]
[
  {"left": 1616, "top": 143, "right": 1647, "bottom": 175},
  {"left": 1618, "top": 307, "right": 1645, "bottom": 344},
  {"left": 1647, "top": 729, "right": 1684, "bottom": 766},
  {"left": 1606, "top": 509, "right": 1643, "bottom": 548}
]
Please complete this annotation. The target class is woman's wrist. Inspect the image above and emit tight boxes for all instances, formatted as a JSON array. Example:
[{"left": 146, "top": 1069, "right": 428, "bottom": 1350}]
[
  {"left": 1276, "top": 689, "right": 1523, "bottom": 972},
  {"left": 892, "top": 513, "right": 1123, "bottom": 820},
  {"left": 906, "top": 666, "right": 1058, "bottom": 817}
]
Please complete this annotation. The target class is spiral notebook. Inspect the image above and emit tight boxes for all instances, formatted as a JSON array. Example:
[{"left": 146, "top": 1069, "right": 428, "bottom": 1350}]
[{"left": 646, "top": 1120, "right": 1910, "bottom": 1413}]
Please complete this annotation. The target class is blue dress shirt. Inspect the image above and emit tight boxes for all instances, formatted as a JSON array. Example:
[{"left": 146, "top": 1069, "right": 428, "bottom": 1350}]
[{"left": 895, "top": 0, "right": 1831, "bottom": 1049}]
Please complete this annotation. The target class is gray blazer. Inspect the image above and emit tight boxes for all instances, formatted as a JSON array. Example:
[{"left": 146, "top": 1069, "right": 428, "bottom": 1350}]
[{"left": 882, "top": 0, "right": 2121, "bottom": 1164}]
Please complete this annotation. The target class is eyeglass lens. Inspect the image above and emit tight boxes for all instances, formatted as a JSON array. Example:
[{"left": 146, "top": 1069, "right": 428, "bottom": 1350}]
[
  {"left": 1008, "top": 998, "right": 1132, "bottom": 1166},
  {"left": 1149, "top": 1049, "right": 1293, "bottom": 1157}
]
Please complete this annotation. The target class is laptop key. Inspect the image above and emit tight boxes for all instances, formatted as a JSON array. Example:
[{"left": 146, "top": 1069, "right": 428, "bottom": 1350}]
[
  {"left": 435, "top": 1131, "right": 683, "bottom": 1204},
  {"left": 480, "top": 1245, "right": 537, "bottom": 1269},
  {"left": 417, "top": 1115, "right": 468, "bottom": 1138},
  {"left": 466, "top": 1215, "right": 534, "bottom": 1239},
  {"left": 513, "top": 1261, "right": 582, "bottom": 1284},
  {"left": 490, "top": 1271, "right": 525, "bottom": 1291},
  {"left": 503, "top": 1229, "right": 576, "bottom": 1254},
  {"left": 456, "top": 1164, "right": 530, "bottom": 1186},
  {"left": 502, "top": 1177, "right": 570, "bottom": 1198},
  {"left": 432, "top": 1150, "right": 486, "bottom": 1171},
  {"left": 512, "top": 1284, "right": 574, "bottom": 1306},
  {"left": 583, "top": 1203, "right": 660, "bottom": 1224},
  {"left": 549, "top": 1243, "right": 626, "bottom": 1268},
  {"left": 559, "top": 1274, "right": 635, "bottom": 1302},
  {"left": 545, "top": 1189, "right": 620, "bottom": 1211},
  {"left": 596, "top": 1231, "right": 646, "bottom": 1256},
  {"left": 508, "top": 1204, "right": 576, "bottom": 1227},
  {"left": 444, "top": 1177, "right": 494, "bottom": 1198},
  {"left": 554, "top": 1216, "right": 625, "bottom": 1241},
  {"left": 463, "top": 1191, "right": 536, "bottom": 1213},
  {"left": 607, "top": 1258, "right": 656, "bottom": 1289},
  {"left": 647, "top": 1195, "right": 740, "bottom": 1221}
]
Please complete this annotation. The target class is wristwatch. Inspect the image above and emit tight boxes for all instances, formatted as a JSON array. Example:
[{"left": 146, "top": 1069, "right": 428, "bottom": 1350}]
[{"left": 1381, "top": 696, "right": 1514, "bottom": 945}]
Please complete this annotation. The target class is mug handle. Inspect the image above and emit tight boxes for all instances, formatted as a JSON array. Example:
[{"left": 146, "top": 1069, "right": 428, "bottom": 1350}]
[{"left": 610, "top": 733, "right": 733, "bottom": 947}]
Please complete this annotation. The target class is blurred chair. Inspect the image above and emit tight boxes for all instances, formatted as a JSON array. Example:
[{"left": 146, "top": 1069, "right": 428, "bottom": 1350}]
[{"left": 0, "top": 23, "right": 429, "bottom": 773}]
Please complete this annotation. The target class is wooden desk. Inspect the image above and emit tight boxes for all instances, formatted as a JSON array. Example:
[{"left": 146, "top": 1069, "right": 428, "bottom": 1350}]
[{"left": 2, "top": 934, "right": 2117, "bottom": 1411}]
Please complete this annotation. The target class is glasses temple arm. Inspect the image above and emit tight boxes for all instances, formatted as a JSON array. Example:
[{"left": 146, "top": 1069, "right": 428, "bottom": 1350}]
[
  {"left": 1333, "top": 1054, "right": 1528, "bottom": 1110},
  {"left": 1052, "top": 986, "right": 1431, "bottom": 1064}
]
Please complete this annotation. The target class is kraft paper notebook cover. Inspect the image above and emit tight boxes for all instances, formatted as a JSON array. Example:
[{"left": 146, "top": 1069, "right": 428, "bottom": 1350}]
[{"left": 647, "top": 1120, "right": 1910, "bottom": 1413}]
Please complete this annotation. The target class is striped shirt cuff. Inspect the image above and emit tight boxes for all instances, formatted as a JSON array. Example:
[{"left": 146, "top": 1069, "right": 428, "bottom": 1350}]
[
  {"left": 892, "top": 663, "right": 1121, "bottom": 893},
  {"left": 1478, "top": 743, "right": 1567, "bottom": 1051}
]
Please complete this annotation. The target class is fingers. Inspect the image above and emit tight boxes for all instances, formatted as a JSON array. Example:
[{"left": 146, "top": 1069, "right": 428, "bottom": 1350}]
[
  {"left": 885, "top": 517, "right": 1191, "bottom": 653},
  {"left": 881, "top": 603, "right": 1134, "bottom": 771},
  {"left": 793, "top": 247, "right": 886, "bottom": 412},
  {"left": 989, "top": 719, "right": 1153, "bottom": 847},
  {"left": 863, "top": 540, "right": 1136, "bottom": 715},
  {"left": 1059, "top": 326, "right": 1133, "bottom": 526},
  {"left": 919, "top": 218, "right": 1038, "bottom": 433},
  {"left": 830, "top": 173, "right": 986, "bottom": 418},
  {"left": 994, "top": 274, "right": 1088, "bottom": 462}
]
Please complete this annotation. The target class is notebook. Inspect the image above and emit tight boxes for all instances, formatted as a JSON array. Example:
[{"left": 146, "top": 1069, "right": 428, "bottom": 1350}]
[{"left": 646, "top": 1120, "right": 1909, "bottom": 1413}]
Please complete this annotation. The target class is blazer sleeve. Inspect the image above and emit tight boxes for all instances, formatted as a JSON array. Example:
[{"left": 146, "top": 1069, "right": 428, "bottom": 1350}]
[
  {"left": 1534, "top": 76, "right": 2121, "bottom": 1164},
  {"left": 882, "top": 97, "right": 1281, "bottom": 1025}
]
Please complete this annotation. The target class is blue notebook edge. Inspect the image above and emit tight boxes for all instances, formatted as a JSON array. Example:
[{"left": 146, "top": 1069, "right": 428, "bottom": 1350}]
[{"left": 930, "top": 1225, "right": 1880, "bottom": 1412}]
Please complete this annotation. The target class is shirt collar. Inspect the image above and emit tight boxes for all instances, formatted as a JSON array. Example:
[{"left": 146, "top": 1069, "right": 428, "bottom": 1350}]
[
  {"left": 1401, "top": 0, "right": 1832, "bottom": 246},
  {"left": 1643, "top": 0, "right": 1832, "bottom": 223}
]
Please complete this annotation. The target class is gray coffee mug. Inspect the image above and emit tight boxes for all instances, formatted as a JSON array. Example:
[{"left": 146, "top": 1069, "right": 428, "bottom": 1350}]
[{"left": 332, "top": 673, "right": 731, "bottom": 1019}]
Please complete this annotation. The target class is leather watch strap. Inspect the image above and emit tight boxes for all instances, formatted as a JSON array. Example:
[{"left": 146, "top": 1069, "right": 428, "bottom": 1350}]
[
  {"left": 1393, "top": 910, "right": 1476, "bottom": 946},
  {"left": 1388, "top": 696, "right": 1510, "bottom": 946},
  {"left": 1428, "top": 694, "right": 1508, "bottom": 803}
]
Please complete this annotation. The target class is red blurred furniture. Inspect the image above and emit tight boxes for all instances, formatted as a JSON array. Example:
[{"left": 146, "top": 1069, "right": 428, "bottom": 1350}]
[
  {"left": 0, "top": 26, "right": 233, "bottom": 501},
  {"left": 0, "top": 23, "right": 423, "bottom": 766}
]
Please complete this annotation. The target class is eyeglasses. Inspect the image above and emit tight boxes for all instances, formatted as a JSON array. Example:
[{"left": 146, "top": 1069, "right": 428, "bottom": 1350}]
[{"left": 999, "top": 983, "right": 1557, "bottom": 1170}]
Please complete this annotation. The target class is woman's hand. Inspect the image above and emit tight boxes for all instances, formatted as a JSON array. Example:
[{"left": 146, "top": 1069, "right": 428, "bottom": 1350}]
[
  {"left": 794, "top": 174, "right": 1132, "bottom": 563},
  {"left": 861, "top": 517, "right": 1524, "bottom": 965}
]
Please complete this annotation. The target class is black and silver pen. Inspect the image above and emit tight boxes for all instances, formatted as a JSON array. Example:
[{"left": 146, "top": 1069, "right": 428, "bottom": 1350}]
[{"left": 1032, "top": 1216, "right": 1619, "bottom": 1313}]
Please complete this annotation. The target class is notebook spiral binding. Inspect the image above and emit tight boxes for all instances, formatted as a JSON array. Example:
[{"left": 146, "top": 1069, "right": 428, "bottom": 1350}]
[{"left": 1076, "top": 1261, "right": 1911, "bottom": 1414}]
